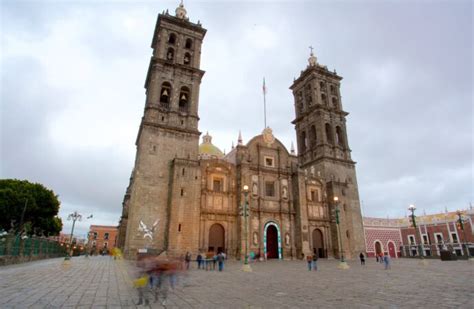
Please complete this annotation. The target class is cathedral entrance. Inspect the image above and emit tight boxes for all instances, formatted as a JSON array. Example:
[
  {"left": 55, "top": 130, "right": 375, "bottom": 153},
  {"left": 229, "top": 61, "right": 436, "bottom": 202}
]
[
  {"left": 208, "top": 223, "right": 225, "bottom": 253},
  {"left": 264, "top": 222, "right": 281, "bottom": 259},
  {"left": 312, "top": 229, "right": 326, "bottom": 258}
]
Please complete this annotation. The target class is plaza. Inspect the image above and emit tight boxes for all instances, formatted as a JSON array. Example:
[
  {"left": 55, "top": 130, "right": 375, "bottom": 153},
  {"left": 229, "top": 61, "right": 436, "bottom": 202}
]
[{"left": 0, "top": 257, "right": 473, "bottom": 308}]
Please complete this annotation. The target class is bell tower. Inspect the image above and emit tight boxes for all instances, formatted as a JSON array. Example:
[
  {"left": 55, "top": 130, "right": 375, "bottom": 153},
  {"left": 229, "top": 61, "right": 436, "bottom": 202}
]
[
  {"left": 290, "top": 50, "right": 365, "bottom": 258},
  {"left": 123, "top": 3, "right": 206, "bottom": 257}
]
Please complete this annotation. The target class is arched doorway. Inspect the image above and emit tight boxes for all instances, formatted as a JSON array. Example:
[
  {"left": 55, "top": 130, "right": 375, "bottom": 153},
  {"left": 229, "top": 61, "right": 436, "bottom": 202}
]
[
  {"left": 374, "top": 241, "right": 383, "bottom": 256},
  {"left": 312, "top": 229, "right": 325, "bottom": 258},
  {"left": 208, "top": 223, "right": 225, "bottom": 254},
  {"left": 264, "top": 222, "right": 281, "bottom": 259},
  {"left": 387, "top": 241, "right": 396, "bottom": 258}
]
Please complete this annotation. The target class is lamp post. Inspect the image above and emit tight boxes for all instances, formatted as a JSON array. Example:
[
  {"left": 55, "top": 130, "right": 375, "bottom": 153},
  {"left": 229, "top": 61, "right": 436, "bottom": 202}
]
[
  {"left": 456, "top": 210, "right": 472, "bottom": 260},
  {"left": 408, "top": 204, "right": 427, "bottom": 264},
  {"left": 241, "top": 185, "right": 252, "bottom": 272},
  {"left": 334, "top": 196, "right": 349, "bottom": 269},
  {"left": 65, "top": 211, "right": 82, "bottom": 260}
]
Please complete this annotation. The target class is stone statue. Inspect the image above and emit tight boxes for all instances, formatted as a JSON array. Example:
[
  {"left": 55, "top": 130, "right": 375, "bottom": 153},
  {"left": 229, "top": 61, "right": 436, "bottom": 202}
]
[
  {"left": 253, "top": 232, "right": 258, "bottom": 245},
  {"left": 252, "top": 182, "right": 258, "bottom": 196},
  {"left": 285, "top": 233, "right": 290, "bottom": 246},
  {"left": 282, "top": 186, "right": 288, "bottom": 199}
]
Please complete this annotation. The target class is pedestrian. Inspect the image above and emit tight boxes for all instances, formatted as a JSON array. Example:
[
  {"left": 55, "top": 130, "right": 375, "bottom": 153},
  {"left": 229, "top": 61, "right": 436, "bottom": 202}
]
[
  {"left": 306, "top": 255, "right": 312, "bottom": 271},
  {"left": 185, "top": 252, "right": 191, "bottom": 270},
  {"left": 383, "top": 253, "right": 391, "bottom": 270},
  {"left": 312, "top": 253, "right": 318, "bottom": 271},
  {"left": 376, "top": 254, "right": 379, "bottom": 263},
  {"left": 380, "top": 253, "right": 384, "bottom": 264},
  {"left": 217, "top": 252, "right": 225, "bottom": 271},
  {"left": 212, "top": 254, "right": 217, "bottom": 270},
  {"left": 359, "top": 252, "right": 365, "bottom": 265},
  {"left": 197, "top": 253, "right": 202, "bottom": 269}
]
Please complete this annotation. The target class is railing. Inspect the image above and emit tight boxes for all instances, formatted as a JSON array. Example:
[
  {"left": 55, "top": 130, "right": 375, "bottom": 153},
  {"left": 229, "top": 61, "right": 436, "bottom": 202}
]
[
  {"left": 0, "top": 234, "right": 68, "bottom": 265},
  {"left": 399, "top": 242, "right": 473, "bottom": 259}
]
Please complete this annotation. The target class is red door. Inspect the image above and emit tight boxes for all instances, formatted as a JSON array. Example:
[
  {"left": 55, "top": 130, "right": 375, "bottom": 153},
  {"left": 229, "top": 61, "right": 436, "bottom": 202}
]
[
  {"left": 266, "top": 225, "right": 278, "bottom": 259},
  {"left": 388, "top": 242, "right": 396, "bottom": 258}
]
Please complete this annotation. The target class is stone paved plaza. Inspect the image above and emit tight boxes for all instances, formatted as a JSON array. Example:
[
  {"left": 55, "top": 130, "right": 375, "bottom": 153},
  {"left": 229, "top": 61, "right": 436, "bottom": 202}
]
[{"left": 0, "top": 256, "right": 473, "bottom": 308}]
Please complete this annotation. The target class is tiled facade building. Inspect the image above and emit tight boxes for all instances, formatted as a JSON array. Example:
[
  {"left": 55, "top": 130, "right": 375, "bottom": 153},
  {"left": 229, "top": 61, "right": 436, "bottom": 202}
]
[
  {"left": 117, "top": 3, "right": 365, "bottom": 260},
  {"left": 363, "top": 209, "right": 474, "bottom": 258}
]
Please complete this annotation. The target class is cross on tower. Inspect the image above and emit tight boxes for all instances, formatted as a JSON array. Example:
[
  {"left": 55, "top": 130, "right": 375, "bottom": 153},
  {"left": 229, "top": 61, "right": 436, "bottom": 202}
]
[{"left": 309, "top": 45, "right": 314, "bottom": 55}]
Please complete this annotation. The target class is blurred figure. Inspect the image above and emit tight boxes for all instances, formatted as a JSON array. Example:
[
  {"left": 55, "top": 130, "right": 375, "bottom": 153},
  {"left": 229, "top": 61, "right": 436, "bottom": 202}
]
[
  {"left": 197, "top": 253, "right": 203, "bottom": 269},
  {"left": 312, "top": 253, "right": 318, "bottom": 271},
  {"left": 306, "top": 255, "right": 312, "bottom": 271},
  {"left": 217, "top": 252, "right": 225, "bottom": 271},
  {"left": 212, "top": 254, "right": 217, "bottom": 270},
  {"left": 383, "top": 253, "right": 391, "bottom": 270},
  {"left": 185, "top": 252, "right": 191, "bottom": 270},
  {"left": 359, "top": 252, "right": 365, "bottom": 265}
]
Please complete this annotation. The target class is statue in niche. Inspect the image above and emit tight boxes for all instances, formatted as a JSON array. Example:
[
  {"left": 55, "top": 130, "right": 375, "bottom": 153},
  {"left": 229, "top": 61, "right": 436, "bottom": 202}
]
[
  {"left": 253, "top": 232, "right": 258, "bottom": 245},
  {"left": 285, "top": 233, "right": 290, "bottom": 246},
  {"left": 252, "top": 182, "right": 258, "bottom": 196},
  {"left": 282, "top": 186, "right": 288, "bottom": 199}
]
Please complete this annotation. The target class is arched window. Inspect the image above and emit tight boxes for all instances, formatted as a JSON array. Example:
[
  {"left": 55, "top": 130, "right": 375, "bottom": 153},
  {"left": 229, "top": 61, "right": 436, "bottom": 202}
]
[
  {"left": 309, "top": 125, "right": 317, "bottom": 148},
  {"left": 184, "top": 52, "right": 192, "bottom": 65},
  {"left": 325, "top": 123, "right": 333, "bottom": 144},
  {"left": 179, "top": 86, "right": 190, "bottom": 112},
  {"left": 321, "top": 93, "right": 327, "bottom": 105},
  {"left": 300, "top": 131, "right": 307, "bottom": 153},
  {"left": 319, "top": 81, "right": 326, "bottom": 92},
  {"left": 160, "top": 82, "right": 171, "bottom": 108},
  {"left": 332, "top": 97, "right": 338, "bottom": 109},
  {"left": 185, "top": 38, "right": 193, "bottom": 49},
  {"left": 330, "top": 85, "right": 336, "bottom": 95},
  {"left": 168, "top": 33, "right": 176, "bottom": 45},
  {"left": 166, "top": 47, "right": 175, "bottom": 61},
  {"left": 336, "top": 126, "right": 344, "bottom": 147}
]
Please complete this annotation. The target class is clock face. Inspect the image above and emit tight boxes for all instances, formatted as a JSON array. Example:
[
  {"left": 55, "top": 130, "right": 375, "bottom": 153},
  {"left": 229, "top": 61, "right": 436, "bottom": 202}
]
[{"left": 262, "top": 127, "right": 275, "bottom": 145}]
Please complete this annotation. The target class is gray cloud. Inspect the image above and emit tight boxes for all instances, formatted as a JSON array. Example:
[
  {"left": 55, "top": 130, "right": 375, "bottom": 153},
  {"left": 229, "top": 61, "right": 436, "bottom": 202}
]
[{"left": 1, "top": 0, "right": 472, "bottom": 236}]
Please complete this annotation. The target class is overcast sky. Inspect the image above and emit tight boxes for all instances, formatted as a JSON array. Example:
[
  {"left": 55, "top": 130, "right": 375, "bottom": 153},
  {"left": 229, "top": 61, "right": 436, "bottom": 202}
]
[{"left": 1, "top": 0, "right": 472, "bottom": 237}]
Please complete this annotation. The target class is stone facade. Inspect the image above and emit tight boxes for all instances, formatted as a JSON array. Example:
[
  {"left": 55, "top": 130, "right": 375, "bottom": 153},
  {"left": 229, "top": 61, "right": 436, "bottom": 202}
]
[{"left": 118, "top": 4, "right": 366, "bottom": 260}]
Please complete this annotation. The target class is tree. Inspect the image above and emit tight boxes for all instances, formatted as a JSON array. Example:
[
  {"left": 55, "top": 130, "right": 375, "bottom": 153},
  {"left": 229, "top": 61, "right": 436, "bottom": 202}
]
[{"left": 0, "top": 179, "right": 63, "bottom": 236}]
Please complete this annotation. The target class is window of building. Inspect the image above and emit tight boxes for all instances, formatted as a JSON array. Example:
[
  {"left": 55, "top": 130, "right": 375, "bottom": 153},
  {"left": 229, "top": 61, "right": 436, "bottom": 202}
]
[
  {"left": 264, "top": 156, "right": 274, "bottom": 167},
  {"left": 104, "top": 233, "right": 109, "bottom": 240},
  {"left": 213, "top": 178, "right": 223, "bottom": 192},
  {"left": 325, "top": 123, "right": 333, "bottom": 144},
  {"left": 408, "top": 235, "right": 416, "bottom": 245},
  {"left": 309, "top": 125, "right": 317, "bottom": 148},
  {"left": 300, "top": 131, "right": 307, "bottom": 153},
  {"left": 332, "top": 97, "right": 338, "bottom": 108},
  {"left": 422, "top": 234, "right": 428, "bottom": 244},
  {"left": 265, "top": 181, "right": 275, "bottom": 197},
  {"left": 330, "top": 84, "right": 336, "bottom": 95},
  {"left": 167, "top": 47, "right": 175, "bottom": 61},
  {"left": 93, "top": 232, "right": 97, "bottom": 240},
  {"left": 319, "top": 81, "right": 326, "bottom": 92},
  {"left": 346, "top": 230, "right": 350, "bottom": 239},
  {"left": 179, "top": 87, "right": 190, "bottom": 112},
  {"left": 160, "top": 82, "right": 171, "bottom": 106},
  {"left": 168, "top": 33, "right": 176, "bottom": 44},
  {"left": 451, "top": 233, "right": 458, "bottom": 243},
  {"left": 435, "top": 233, "right": 443, "bottom": 244},
  {"left": 185, "top": 38, "right": 193, "bottom": 49},
  {"left": 184, "top": 52, "right": 192, "bottom": 65},
  {"left": 336, "top": 126, "right": 344, "bottom": 147},
  {"left": 309, "top": 189, "right": 319, "bottom": 202},
  {"left": 104, "top": 242, "right": 108, "bottom": 248},
  {"left": 321, "top": 93, "right": 327, "bottom": 104}
]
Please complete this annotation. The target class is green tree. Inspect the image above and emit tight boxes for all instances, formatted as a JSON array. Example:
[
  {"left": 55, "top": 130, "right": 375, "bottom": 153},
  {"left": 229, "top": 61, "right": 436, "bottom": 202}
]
[{"left": 0, "top": 179, "right": 63, "bottom": 236}]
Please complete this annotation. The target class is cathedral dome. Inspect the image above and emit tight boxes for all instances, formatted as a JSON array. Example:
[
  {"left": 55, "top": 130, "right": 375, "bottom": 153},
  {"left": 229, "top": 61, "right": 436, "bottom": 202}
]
[{"left": 199, "top": 132, "right": 224, "bottom": 159}]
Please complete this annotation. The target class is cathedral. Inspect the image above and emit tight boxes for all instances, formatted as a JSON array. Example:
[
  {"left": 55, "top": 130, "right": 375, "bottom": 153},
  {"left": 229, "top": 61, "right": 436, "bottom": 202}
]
[{"left": 117, "top": 3, "right": 365, "bottom": 260}]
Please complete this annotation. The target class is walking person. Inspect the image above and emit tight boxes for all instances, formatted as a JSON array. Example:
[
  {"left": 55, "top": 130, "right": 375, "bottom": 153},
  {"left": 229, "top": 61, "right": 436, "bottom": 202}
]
[
  {"left": 196, "top": 253, "right": 202, "bottom": 269},
  {"left": 383, "top": 253, "right": 391, "bottom": 270},
  {"left": 359, "top": 252, "right": 365, "bottom": 265},
  {"left": 185, "top": 252, "right": 191, "bottom": 270},
  {"left": 212, "top": 254, "right": 217, "bottom": 271},
  {"left": 217, "top": 252, "right": 225, "bottom": 271},
  {"left": 306, "top": 255, "right": 312, "bottom": 271},
  {"left": 312, "top": 253, "right": 318, "bottom": 271}
]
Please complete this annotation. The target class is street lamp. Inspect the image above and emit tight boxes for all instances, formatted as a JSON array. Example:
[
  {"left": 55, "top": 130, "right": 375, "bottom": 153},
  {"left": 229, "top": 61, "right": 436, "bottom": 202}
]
[
  {"left": 64, "top": 211, "right": 82, "bottom": 260},
  {"left": 456, "top": 210, "right": 472, "bottom": 260},
  {"left": 408, "top": 204, "right": 427, "bottom": 264},
  {"left": 241, "top": 185, "right": 252, "bottom": 272},
  {"left": 334, "top": 196, "right": 349, "bottom": 269}
]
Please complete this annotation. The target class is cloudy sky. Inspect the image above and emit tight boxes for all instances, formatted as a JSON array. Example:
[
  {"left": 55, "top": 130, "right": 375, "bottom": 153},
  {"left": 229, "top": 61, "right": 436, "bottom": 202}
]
[{"left": 1, "top": 0, "right": 472, "bottom": 237}]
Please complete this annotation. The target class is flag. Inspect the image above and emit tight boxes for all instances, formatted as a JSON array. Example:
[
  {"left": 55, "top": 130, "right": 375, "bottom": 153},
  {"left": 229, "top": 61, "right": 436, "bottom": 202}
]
[{"left": 262, "top": 77, "right": 267, "bottom": 95}]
